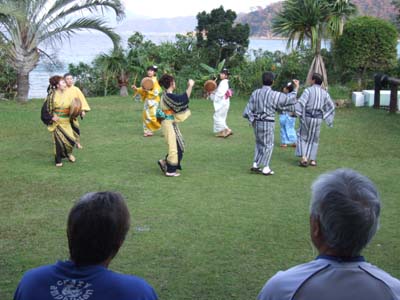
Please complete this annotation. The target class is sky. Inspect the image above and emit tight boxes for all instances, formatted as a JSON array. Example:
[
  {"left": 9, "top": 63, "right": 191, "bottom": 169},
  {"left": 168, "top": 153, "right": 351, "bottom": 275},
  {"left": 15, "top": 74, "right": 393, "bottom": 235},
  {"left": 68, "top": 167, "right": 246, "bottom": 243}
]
[{"left": 122, "top": 0, "right": 282, "bottom": 19}]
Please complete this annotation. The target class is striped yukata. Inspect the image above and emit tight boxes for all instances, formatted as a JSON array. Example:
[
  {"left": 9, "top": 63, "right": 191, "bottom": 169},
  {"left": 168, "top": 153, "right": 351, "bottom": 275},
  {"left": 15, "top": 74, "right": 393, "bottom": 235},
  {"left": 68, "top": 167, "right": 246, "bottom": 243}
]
[
  {"left": 295, "top": 84, "right": 335, "bottom": 161},
  {"left": 243, "top": 86, "right": 297, "bottom": 168}
]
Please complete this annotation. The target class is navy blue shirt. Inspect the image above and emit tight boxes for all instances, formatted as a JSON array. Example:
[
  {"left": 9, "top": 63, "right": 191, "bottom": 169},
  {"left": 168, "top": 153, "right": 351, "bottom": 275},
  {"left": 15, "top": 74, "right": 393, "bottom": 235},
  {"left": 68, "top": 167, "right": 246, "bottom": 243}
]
[{"left": 14, "top": 260, "right": 158, "bottom": 300}]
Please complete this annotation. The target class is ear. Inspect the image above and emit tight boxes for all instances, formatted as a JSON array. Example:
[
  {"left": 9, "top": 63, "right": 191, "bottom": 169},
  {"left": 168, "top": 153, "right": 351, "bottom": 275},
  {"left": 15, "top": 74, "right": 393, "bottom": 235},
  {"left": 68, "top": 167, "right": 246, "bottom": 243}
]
[{"left": 310, "top": 215, "right": 323, "bottom": 247}]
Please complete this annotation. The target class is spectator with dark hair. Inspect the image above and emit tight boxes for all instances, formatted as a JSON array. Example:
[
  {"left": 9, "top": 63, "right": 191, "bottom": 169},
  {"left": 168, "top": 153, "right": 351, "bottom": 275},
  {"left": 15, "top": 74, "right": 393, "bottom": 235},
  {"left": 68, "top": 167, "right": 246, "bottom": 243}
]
[
  {"left": 14, "top": 192, "right": 158, "bottom": 300},
  {"left": 258, "top": 169, "right": 400, "bottom": 300},
  {"left": 243, "top": 72, "right": 299, "bottom": 176},
  {"left": 156, "top": 74, "right": 194, "bottom": 177},
  {"left": 296, "top": 72, "right": 335, "bottom": 167}
]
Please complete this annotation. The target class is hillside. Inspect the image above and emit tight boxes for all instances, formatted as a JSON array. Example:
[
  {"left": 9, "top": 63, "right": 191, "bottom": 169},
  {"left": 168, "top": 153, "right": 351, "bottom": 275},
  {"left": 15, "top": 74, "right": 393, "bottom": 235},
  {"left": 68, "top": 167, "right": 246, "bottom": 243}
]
[{"left": 237, "top": 0, "right": 397, "bottom": 37}]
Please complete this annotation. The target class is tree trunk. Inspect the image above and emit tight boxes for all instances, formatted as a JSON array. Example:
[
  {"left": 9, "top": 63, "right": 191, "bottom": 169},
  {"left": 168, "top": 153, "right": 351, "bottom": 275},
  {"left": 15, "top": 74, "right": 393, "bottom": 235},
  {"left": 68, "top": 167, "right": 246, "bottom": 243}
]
[
  {"left": 16, "top": 72, "right": 30, "bottom": 103},
  {"left": 120, "top": 85, "right": 128, "bottom": 97}
]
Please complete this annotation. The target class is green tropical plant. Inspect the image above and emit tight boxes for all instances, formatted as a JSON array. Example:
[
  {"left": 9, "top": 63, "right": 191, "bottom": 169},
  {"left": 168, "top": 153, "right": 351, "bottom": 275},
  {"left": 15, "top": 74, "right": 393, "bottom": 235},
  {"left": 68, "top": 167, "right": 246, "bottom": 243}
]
[
  {"left": 272, "top": 0, "right": 356, "bottom": 86},
  {"left": 0, "top": 0, "right": 124, "bottom": 102},
  {"left": 199, "top": 59, "right": 226, "bottom": 81},
  {"left": 334, "top": 16, "right": 398, "bottom": 89},
  {"left": 94, "top": 47, "right": 129, "bottom": 96},
  {"left": 196, "top": 6, "right": 250, "bottom": 67}
]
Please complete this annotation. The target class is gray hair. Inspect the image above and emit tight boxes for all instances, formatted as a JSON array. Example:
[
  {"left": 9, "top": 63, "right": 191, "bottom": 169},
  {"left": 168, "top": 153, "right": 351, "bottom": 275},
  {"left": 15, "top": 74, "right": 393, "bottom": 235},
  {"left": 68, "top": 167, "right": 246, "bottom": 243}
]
[{"left": 310, "top": 169, "right": 380, "bottom": 256}]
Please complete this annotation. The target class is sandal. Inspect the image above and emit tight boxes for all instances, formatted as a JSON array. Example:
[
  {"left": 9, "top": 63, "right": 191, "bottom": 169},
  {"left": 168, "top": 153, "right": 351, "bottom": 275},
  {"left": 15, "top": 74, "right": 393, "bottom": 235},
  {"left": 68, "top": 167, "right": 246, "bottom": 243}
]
[
  {"left": 224, "top": 129, "right": 233, "bottom": 138},
  {"left": 299, "top": 160, "right": 308, "bottom": 167},
  {"left": 157, "top": 159, "right": 167, "bottom": 173},
  {"left": 262, "top": 170, "right": 275, "bottom": 176},
  {"left": 250, "top": 167, "right": 262, "bottom": 174},
  {"left": 215, "top": 131, "right": 225, "bottom": 138},
  {"left": 165, "top": 172, "right": 181, "bottom": 177}
]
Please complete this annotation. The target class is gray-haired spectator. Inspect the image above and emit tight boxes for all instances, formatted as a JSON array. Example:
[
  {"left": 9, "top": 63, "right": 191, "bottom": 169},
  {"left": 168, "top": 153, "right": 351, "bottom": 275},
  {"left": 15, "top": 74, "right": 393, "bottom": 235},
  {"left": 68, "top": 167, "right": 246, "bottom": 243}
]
[
  {"left": 258, "top": 169, "right": 400, "bottom": 300},
  {"left": 14, "top": 192, "right": 158, "bottom": 300}
]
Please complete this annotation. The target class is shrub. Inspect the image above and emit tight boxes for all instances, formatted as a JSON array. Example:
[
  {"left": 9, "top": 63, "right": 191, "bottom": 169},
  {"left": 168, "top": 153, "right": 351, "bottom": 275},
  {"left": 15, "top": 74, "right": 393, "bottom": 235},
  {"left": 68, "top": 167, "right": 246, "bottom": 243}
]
[{"left": 334, "top": 16, "right": 398, "bottom": 89}]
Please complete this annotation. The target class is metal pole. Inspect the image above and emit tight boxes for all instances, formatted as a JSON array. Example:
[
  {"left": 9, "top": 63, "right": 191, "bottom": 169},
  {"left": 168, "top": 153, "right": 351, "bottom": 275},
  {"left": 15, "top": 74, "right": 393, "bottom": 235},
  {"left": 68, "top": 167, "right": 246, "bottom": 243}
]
[
  {"left": 373, "top": 74, "right": 382, "bottom": 109},
  {"left": 389, "top": 83, "right": 398, "bottom": 113}
]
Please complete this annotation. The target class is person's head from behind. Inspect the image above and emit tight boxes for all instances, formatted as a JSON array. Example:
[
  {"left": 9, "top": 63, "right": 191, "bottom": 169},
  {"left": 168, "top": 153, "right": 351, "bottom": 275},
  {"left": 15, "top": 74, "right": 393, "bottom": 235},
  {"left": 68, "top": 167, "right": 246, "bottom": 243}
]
[
  {"left": 312, "top": 73, "right": 323, "bottom": 85},
  {"left": 262, "top": 72, "right": 275, "bottom": 86},
  {"left": 64, "top": 73, "right": 74, "bottom": 87},
  {"left": 310, "top": 169, "right": 380, "bottom": 257},
  {"left": 159, "top": 74, "right": 175, "bottom": 91},
  {"left": 67, "top": 192, "right": 130, "bottom": 266},
  {"left": 283, "top": 81, "right": 294, "bottom": 94}
]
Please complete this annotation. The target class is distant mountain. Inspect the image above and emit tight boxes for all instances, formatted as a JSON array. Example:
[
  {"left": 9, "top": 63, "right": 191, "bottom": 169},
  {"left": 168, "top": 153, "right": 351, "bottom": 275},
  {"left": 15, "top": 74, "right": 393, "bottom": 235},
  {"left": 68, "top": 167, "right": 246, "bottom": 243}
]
[
  {"left": 117, "top": 16, "right": 197, "bottom": 35},
  {"left": 237, "top": 0, "right": 397, "bottom": 37}
]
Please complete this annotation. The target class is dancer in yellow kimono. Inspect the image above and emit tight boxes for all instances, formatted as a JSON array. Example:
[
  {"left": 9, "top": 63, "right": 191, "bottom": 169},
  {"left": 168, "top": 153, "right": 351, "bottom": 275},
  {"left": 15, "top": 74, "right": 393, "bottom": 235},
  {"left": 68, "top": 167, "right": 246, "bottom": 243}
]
[
  {"left": 132, "top": 66, "right": 162, "bottom": 137},
  {"left": 156, "top": 74, "right": 194, "bottom": 177},
  {"left": 64, "top": 73, "right": 90, "bottom": 149},
  {"left": 41, "top": 76, "right": 76, "bottom": 167}
]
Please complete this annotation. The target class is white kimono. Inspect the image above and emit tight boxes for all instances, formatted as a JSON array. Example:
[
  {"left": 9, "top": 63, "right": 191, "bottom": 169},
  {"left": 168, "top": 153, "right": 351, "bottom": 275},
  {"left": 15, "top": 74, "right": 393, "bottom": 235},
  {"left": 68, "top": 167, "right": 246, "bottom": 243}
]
[{"left": 210, "top": 79, "right": 230, "bottom": 133}]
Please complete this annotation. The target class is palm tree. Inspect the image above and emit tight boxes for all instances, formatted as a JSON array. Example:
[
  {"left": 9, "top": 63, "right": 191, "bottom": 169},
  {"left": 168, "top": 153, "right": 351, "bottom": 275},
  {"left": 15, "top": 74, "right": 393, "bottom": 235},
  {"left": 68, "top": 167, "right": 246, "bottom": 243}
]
[
  {"left": 94, "top": 47, "right": 129, "bottom": 97},
  {"left": 0, "top": 0, "right": 124, "bottom": 102},
  {"left": 272, "top": 0, "right": 356, "bottom": 87}
]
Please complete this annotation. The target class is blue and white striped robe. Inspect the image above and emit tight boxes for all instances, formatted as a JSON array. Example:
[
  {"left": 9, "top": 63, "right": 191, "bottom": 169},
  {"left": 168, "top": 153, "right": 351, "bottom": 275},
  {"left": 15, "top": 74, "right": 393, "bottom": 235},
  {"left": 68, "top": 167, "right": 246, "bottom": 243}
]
[
  {"left": 295, "top": 84, "right": 335, "bottom": 161},
  {"left": 243, "top": 86, "right": 297, "bottom": 167}
]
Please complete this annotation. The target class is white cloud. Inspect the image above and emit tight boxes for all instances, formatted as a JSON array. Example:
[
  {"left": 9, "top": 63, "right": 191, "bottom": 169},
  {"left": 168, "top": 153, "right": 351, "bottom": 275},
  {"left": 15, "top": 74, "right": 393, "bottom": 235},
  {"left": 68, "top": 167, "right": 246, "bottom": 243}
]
[{"left": 122, "top": 0, "right": 281, "bottom": 18}]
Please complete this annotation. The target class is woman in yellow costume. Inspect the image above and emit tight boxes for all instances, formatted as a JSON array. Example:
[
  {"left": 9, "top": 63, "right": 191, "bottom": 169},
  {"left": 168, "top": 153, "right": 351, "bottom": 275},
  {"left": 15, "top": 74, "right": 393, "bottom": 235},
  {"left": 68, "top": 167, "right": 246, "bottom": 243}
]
[
  {"left": 41, "top": 76, "right": 76, "bottom": 167},
  {"left": 64, "top": 73, "right": 91, "bottom": 149},
  {"left": 156, "top": 74, "right": 194, "bottom": 177},
  {"left": 132, "top": 66, "right": 162, "bottom": 137}
]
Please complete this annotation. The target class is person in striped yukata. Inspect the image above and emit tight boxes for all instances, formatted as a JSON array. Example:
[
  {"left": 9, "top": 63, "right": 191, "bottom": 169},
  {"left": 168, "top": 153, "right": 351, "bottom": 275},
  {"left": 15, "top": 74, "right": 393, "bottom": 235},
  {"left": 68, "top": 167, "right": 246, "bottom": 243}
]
[
  {"left": 295, "top": 73, "right": 335, "bottom": 167},
  {"left": 243, "top": 72, "right": 299, "bottom": 175}
]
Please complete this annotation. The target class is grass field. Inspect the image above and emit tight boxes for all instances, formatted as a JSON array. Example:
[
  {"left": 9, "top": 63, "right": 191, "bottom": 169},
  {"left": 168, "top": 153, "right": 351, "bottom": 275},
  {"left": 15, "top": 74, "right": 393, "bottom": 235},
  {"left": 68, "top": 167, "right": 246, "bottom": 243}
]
[{"left": 1, "top": 96, "right": 400, "bottom": 300}]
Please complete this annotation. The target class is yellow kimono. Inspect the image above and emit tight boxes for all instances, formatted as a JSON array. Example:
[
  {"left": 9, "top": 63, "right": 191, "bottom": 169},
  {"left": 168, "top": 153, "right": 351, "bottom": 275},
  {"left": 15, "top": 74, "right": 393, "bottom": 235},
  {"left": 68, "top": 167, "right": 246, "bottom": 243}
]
[
  {"left": 46, "top": 90, "right": 75, "bottom": 163},
  {"left": 64, "top": 85, "right": 90, "bottom": 142},
  {"left": 135, "top": 76, "right": 162, "bottom": 133}
]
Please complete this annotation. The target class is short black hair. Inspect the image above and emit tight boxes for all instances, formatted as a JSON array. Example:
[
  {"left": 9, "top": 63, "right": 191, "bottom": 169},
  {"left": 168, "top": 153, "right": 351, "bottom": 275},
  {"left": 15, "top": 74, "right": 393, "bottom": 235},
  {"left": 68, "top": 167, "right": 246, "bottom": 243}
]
[
  {"left": 158, "top": 74, "right": 175, "bottom": 89},
  {"left": 67, "top": 192, "right": 130, "bottom": 266},
  {"left": 262, "top": 72, "right": 275, "bottom": 86},
  {"left": 63, "top": 73, "right": 73, "bottom": 78},
  {"left": 312, "top": 73, "right": 323, "bottom": 85},
  {"left": 221, "top": 68, "right": 230, "bottom": 76},
  {"left": 147, "top": 65, "right": 158, "bottom": 72},
  {"left": 284, "top": 81, "right": 294, "bottom": 93}
]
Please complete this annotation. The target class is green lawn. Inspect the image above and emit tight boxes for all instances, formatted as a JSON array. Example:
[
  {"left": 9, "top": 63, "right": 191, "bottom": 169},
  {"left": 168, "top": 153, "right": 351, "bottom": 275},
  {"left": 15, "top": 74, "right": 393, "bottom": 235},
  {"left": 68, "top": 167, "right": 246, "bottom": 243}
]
[{"left": 0, "top": 96, "right": 399, "bottom": 300}]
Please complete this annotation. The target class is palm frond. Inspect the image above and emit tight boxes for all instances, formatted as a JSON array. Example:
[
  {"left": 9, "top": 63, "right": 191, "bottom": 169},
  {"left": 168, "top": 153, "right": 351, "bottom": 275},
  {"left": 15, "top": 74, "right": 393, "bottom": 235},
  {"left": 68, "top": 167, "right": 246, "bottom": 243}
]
[
  {"left": 39, "top": 0, "right": 124, "bottom": 30},
  {"left": 38, "top": 17, "right": 120, "bottom": 48}
]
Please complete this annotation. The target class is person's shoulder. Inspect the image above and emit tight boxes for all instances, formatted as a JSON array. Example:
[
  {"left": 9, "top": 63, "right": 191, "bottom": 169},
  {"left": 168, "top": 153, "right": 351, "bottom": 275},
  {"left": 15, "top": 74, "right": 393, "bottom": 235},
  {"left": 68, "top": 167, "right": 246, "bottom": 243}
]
[
  {"left": 107, "top": 271, "right": 158, "bottom": 299},
  {"left": 22, "top": 263, "right": 56, "bottom": 278},
  {"left": 251, "top": 87, "right": 264, "bottom": 95},
  {"left": 16, "top": 263, "right": 57, "bottom": 291},
  {"left": 167, "top": 92, "right": 188, "bottom": 101},
  {"left": 258, "top": 260, "right": 327, "bottom": 300},
  {"left": 360, "top": 262, "right": 400, "bottom": 288}
]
